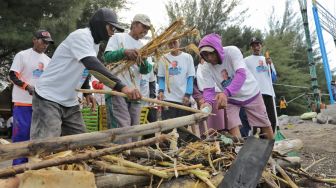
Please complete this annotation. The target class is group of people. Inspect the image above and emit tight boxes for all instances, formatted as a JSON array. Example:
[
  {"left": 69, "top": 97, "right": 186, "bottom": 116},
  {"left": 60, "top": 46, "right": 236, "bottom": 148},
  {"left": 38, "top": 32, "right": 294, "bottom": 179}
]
[{"left": 9, "top": 7, "right": 279, "bottom": 166}]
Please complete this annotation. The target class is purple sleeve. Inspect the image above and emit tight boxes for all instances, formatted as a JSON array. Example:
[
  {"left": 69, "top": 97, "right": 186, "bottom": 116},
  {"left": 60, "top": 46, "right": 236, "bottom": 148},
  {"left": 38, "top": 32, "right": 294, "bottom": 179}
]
[
  {"left": 203, "top": 87, "right": 216, "bottom": 105},
  {"left": 223, "top": 68, "right": 246, "bottom": 97},
  {"left": 192, "top": 82, "right": 203, "bottom": 100}
]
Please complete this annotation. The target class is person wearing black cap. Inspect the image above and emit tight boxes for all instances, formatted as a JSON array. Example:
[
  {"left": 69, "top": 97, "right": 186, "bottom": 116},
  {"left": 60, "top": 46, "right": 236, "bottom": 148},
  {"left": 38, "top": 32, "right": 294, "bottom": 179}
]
[
  {"left": 9, "top": 29, "right": 53, "bottom": 165},
  {"left": 30, "top": 8, "right": 141, "bottom": 140},
  {"left": 244, "top": 37, "right": 277, "bottom": 132}
]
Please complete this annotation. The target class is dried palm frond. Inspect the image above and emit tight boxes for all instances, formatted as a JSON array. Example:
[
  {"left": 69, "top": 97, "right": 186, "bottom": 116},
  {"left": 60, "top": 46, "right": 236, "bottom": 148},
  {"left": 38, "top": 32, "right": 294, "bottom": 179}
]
[{"left": 110, "top": 18, "right": 199, "bottom": 76}]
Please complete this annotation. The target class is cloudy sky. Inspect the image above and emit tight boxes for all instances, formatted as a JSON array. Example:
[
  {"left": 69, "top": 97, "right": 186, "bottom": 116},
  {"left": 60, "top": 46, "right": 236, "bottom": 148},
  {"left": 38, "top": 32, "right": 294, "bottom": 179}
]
[{"left": 119, "top": 0, "right": 336, "bottom": 70}]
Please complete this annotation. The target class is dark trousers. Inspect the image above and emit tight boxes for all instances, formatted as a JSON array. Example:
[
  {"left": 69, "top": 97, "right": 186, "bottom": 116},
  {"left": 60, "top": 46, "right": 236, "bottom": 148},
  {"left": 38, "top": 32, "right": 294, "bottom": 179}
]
[
  {"left": 161, "top": 101, "right": 191, "bottom": 120},
  {"left": 239, "top": 108, "right": 251, "bottom": 137},
  {"left": 262, "top": 94, "right": 277, "bottom": 132}
]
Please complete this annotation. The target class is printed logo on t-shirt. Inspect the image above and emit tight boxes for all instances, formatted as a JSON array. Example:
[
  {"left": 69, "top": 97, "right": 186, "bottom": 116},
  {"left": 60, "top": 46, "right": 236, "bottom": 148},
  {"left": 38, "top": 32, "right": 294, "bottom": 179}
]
[
  {"left": 169, "top": 61, "right": 182, "bottom": 76},
  {"left": 32, "top": 62, "right": 45, "bottom": 78},
  {"left": 220, "top": 69, "right": 233, "bottom": 88},
  {"left": 256, "top": 60, "right": 268, "bottom": 72}
]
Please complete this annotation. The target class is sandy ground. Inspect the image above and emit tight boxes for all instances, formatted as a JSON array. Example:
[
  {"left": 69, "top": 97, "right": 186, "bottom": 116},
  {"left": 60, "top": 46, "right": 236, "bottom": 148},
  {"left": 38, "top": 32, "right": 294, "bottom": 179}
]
[{"left": 280, "top": 121, "right": 336, "bottom": 187}]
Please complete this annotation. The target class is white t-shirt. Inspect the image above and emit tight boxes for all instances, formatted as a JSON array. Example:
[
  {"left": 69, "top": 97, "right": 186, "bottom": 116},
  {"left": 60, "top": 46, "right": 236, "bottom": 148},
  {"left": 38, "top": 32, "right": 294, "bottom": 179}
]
[
  {"left": 198, "top": 46, "right": 260, "bottom": 101},
  {"left": 244, "top": 55, "right": 275, "bottom": 97},
  {"left": 140, "top": 70, "right": 155, "bottom": 98},
  {"left": 10, "top": 48, "right": 50, "bottom": 104},
  {"left": 105, "top": 33, "right": 144, "bottom": 89},
  {"left": 140, "top": 57, "right": 155, "bottom": 99},
  {"left": 36, "top": 28, "right": 99, "bottom": 107},
  {"left": 196, "top": 63, "right": 221, "bottom": 92},
  {"left": 158, "top": 52, "right": 195, "bottom": 103}
]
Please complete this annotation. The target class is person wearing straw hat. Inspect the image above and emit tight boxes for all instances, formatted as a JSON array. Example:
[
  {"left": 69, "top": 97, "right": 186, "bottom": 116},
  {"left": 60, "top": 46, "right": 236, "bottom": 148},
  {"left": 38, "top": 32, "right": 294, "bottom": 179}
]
[
  {"left": 244, "top": 37, "right": 277, "bottom": 132},
  {"left": 197, "top": 33, "right": 274, "bottom": 139},
  {"left": 9, "top": 29, "right": 53, "bottom": 165},
  {"left": 30, "top": 8, "right": 141, "bottom": 141},
  {"left": 103, "top": 14, "right": 153, "bottom": 143}
]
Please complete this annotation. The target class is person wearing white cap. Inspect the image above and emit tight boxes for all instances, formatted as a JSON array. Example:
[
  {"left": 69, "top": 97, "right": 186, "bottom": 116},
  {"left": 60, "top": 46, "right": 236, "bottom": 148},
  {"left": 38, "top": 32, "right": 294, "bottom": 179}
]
[{"left": 103, "top": 14, "right": 153, "bottom": 143}]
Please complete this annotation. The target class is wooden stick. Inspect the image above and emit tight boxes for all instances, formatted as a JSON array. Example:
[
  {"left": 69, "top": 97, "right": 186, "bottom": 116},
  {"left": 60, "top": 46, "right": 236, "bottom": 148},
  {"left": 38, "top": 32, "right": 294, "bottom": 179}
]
[
  {"left": 0, "top": 135, "right": 168, "bottom": 178},
  {"left": 163, "top": 164, "right": 203, "bottom": 172},
  {"left": 286, "top": 168, "right": 336, "bottom": 185},
  {"left": 77, "top": 89, "right": 215, "bottom": 115},
  {"left": 304, "top": 157, "right": 326, "bottom": 171},
  {"left": 0, "top": 113, "right": 208, "bottom": 162}
]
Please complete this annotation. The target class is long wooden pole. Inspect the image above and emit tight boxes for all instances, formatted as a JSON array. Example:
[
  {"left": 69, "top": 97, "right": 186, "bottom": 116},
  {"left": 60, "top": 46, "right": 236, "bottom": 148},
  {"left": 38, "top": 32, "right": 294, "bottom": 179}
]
[
  {"left": 0, "top": 113, "right": 208, "bottom": 162},
  {"left": 77, "top": 89, "right": 214, "bottom": 115},
  {"left": 0, "top": 135, "right": 168, "bottom": 178}
]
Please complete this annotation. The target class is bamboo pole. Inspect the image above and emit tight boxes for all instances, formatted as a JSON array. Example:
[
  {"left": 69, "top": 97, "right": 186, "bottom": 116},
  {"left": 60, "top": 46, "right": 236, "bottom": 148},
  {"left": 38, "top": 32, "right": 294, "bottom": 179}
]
[
  {"left": 0, "top": 113, "right": 208, "bottom": 162},
  {"left": 0, "top": 135, "right": 168, "bottom": 178},
  {"left": 92, "top": 161, "right": 149, "bottom": 176},
  {"left": 77, "top": 89, "right": 214, "bottom": 115},
  {"left": 103, "top": 155, "right": 170, "bottom": 178}
]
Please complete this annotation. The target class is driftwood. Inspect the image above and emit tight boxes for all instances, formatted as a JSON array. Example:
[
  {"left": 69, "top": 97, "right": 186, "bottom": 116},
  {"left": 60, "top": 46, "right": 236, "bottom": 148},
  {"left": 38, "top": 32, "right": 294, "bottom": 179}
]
[
  {"left": 0, "top": 135, "right": 168, "bottom": 178},
  {"left": 0, "top": 113, "right": 207, "bottom": 162},
  {"left": 78, "top": 89, "right": 214, "bottom": 115}
]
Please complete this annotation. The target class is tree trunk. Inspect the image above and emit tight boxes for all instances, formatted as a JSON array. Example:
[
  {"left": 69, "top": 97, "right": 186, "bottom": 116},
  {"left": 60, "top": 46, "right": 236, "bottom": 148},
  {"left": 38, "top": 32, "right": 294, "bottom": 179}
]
[{"left": 0, "top": 113, "right": 207, "bottom": 162}]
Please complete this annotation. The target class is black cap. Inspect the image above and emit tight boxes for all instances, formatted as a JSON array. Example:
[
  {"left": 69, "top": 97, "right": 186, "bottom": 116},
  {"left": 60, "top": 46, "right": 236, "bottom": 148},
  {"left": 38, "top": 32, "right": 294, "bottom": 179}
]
[
  {"left": 249, "top": 37, "right": 262, "bottom": 46},
  {"left": 34, "top": 30, "right": 54, "bottom": 44},
  {"left": 99, "top": 8, "right": 124, "bottom": 32}
]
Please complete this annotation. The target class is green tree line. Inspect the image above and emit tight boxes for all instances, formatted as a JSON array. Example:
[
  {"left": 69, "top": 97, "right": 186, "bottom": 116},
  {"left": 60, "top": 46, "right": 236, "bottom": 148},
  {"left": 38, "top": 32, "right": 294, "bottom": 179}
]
[{"left": 0, "top": 0, "right": 330, "bottom": 115}]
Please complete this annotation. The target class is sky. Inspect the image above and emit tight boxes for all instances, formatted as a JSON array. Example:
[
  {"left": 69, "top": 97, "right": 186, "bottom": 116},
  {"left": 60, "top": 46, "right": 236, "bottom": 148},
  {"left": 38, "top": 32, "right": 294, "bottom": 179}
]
[{"left": 118, "top": 0, "right": 336, "bottom": 70}]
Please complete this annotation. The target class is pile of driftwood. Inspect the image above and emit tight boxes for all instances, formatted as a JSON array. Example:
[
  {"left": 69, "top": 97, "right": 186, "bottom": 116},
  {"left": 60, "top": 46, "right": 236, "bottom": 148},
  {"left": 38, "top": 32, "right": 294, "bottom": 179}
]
[{"left": 0, "top": 113, "right": 335, "bottom": 188}]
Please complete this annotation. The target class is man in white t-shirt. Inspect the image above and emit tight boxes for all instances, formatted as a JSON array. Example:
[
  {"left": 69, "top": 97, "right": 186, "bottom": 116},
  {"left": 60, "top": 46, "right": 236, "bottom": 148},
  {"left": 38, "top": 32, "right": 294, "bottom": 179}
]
[
  {"left": 30, "top": 8, "right": 141, "bottom": 140},
  {"left": 197, "top": 33, "right": 274, "bottom": 140},
  {"left": 9, "top": 30, "right": 53, "bottom": 165},
  {"left": 244, "top": 37, "right": 277, "bottom": 132},
  {"left": 103, "top": 14, "right": 153, "bottom": 143},
  {"left": 157, "top": 39, "right": 195, "bottom": 120}
]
